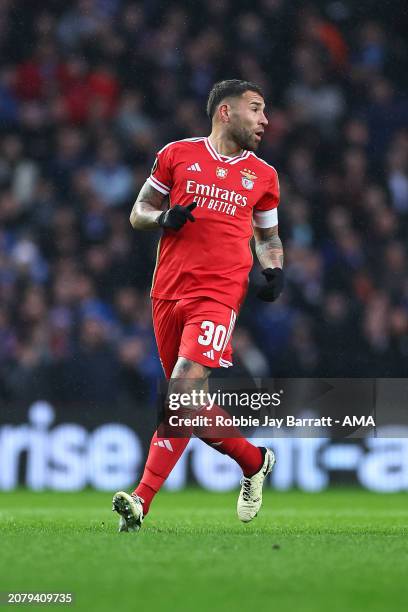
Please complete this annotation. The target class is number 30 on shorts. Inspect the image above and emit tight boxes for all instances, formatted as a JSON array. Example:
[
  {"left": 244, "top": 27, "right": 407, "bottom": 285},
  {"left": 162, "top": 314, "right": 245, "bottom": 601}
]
[{"left": 197, "top": 320, "right": 227, "bottom": 351}]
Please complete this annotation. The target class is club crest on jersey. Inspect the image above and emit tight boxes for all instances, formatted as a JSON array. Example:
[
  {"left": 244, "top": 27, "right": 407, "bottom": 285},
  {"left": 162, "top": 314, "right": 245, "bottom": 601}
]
[
  {"left": 216, "top": 166, "right": 228, "bottom": 179},
  {"left": 240, "top": 169, "right": 257, "bottom": 190}
]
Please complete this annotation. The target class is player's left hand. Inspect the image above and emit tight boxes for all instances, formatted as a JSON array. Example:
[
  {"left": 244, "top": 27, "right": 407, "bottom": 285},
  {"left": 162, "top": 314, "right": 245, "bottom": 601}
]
[{"left": 257, "top": 267, "right": 284, "bottom": 302}]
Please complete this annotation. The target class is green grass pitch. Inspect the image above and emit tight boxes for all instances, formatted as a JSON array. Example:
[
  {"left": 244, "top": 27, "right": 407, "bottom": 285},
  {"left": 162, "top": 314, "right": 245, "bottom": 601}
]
[{"left": 0, "top": 489, "right": 407, "bottom": 612}]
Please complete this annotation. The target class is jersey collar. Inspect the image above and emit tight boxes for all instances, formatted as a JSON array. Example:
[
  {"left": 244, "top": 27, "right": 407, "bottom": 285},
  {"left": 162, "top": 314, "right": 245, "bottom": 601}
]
[{"left": 204, "top": 138, "right": 251, "bottom": 165}]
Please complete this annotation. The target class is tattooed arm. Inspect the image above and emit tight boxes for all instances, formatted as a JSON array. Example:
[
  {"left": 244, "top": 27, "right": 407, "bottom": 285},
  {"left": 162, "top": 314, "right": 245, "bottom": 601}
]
[
  {"left": 253, "top": 225, "right": 284, "bottom": 302},
  {"left": 253, "top": 225, "right": 284, "bottom": 270},
  {"left": 129, "top": 182, "right": 168, "bottom": 230}
]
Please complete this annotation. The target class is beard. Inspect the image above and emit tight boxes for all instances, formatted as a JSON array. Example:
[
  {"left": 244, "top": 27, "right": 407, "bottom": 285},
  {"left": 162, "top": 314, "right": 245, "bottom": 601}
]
[{"left": 229, "top": 125, "right": 259, "bottom": 152}]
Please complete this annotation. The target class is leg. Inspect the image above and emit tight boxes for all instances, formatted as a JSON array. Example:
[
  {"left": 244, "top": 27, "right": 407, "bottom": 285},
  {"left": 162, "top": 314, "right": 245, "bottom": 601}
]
[
  {"left": 144, "top": 353, "right": 264, "bottom": 489},
  {"left": 175, "top": 298, "right": 264, "bottom": 476},
  {"left": 112, "top": 299, "right": 190, "bottom": 531},
  {"left": 113, "top": 297, "right": 272, "bottom": 531},
  {"left": 134, "top": 357, "right": 211, "bottom": 515}
]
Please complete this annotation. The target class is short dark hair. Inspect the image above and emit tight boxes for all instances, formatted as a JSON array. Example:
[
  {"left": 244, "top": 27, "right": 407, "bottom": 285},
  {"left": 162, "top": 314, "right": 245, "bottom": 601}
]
[{"left": 206, "top": 79, "right": 264, "bottom": 120}]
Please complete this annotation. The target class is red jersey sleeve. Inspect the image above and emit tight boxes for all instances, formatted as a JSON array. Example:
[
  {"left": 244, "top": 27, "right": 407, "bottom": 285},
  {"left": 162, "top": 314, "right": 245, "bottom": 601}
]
[
  {"left": 253, "top": 168, "right": 280, "bottom": 228},
  {"left": 147, "top": 143, "right": 174, "bottom": 195}
]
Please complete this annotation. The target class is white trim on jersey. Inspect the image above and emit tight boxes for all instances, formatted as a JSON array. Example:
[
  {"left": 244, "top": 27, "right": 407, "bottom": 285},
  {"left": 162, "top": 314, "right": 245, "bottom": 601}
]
[
  {"left": 147, "top": 175, "right": 170, "bottom": 195},
  {"left": 204, "top": 137, "right": 220, "bottom": 161},
  {"left": 229, "top": 150, "right": 251, "bottom": 165},
  {"left": 205, "top": 138, "right": 249, "bottom": 165},
  {"left": 149, "top": 174, "right": 170, "bottom": 191},
  {"left": 253, "top": 207, "right": 278, "bottom": 228},
  {"left": 158, "top": 137, "right": 205, "bottom": 154}
]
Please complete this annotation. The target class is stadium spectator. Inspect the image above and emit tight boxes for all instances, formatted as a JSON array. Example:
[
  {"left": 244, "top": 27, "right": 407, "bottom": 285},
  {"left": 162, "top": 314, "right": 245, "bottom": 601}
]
[{"left": 0, "top": 0, "right": 407, "bottom": 405}]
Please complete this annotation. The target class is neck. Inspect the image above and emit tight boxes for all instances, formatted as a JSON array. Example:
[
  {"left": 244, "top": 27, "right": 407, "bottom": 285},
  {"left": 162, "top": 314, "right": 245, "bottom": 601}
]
[{"left": 208, "top": 130, "right": 243, "bottom": 157}]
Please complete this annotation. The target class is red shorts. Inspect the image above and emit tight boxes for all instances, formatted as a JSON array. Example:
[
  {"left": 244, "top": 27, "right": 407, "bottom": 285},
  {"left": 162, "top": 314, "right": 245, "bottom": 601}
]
[{"left": 152, "top": 297, "right": 237, "bottom": 378}]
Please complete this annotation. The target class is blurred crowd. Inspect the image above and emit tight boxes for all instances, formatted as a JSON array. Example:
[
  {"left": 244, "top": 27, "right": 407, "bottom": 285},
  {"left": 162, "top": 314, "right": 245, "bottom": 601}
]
[{"left": 1, "top": 0, "right": 408, "bottom": 405}]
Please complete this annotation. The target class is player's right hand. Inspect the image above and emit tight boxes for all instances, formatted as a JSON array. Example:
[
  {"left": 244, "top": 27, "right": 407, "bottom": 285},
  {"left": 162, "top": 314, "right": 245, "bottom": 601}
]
[{"left": 157, "top": 202, "right": 197, "bottom": 231}]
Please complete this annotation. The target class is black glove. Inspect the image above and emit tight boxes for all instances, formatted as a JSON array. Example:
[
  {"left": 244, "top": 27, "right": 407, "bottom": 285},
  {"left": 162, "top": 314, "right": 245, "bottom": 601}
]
[
  {"left": 157, "top": 202, "right": 197, "bottom": 231},
  {"left": 257, "top": 267, "right": 284, "bottom": 302}
]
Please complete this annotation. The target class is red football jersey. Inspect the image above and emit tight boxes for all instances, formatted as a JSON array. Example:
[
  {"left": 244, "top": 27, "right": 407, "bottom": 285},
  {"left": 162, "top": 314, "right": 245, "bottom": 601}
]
[{"left": 147, "top": 137, "right": 280, "bottom": 312}]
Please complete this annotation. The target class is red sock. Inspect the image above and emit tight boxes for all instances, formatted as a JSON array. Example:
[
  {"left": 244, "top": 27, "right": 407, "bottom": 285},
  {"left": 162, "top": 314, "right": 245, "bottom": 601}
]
[
  {"left": 205, "top": 436, "right": 262, "bottom": 476},
  {"left": 133, "top": 431, "right": 190, "bottom": 515},
  {"left": 134, "top": 406, "right": 262, "bottom": 514},
  {"left": 196, "top": 404, "right": 263, "bottom": 476}
]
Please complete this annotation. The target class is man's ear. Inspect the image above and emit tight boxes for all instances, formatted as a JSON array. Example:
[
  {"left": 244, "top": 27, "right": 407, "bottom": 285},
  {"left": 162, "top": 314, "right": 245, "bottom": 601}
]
[{"left": 218, "top": 103, "right": 230, "bottom": 123}]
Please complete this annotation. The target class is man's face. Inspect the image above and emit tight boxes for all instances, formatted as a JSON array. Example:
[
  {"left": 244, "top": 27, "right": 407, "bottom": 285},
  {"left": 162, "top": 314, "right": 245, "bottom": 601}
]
[{"left": 226, "top": 90, "right": 268, "bottom": 151}]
